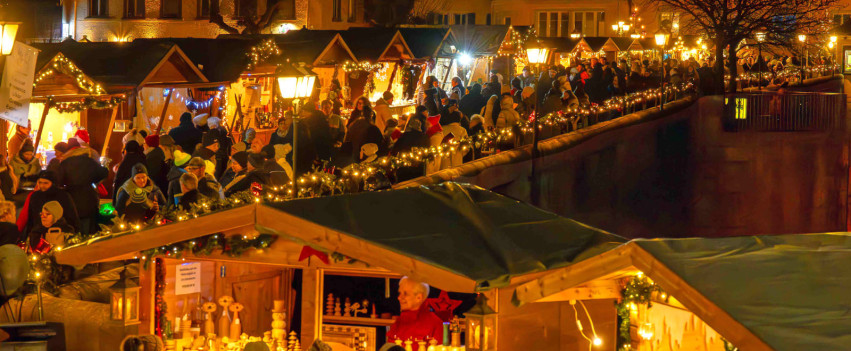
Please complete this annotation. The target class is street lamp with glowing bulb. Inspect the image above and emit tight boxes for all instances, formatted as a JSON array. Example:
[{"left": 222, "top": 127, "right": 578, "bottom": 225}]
[{"left": 654, "top": 28, "right": 670, "bottom": 110}]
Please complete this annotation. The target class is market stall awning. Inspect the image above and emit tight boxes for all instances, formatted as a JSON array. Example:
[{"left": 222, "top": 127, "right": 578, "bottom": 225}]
[
  {"left": 32, "top": 40, "right": 208, "bottom": 93},
  {"left": 514, "top": 233, "right": 851, "bottom": 351},
  {"left": 398, "top": 27, "right": 451, "bottom": 59},
  {"left": 440, "top": 25, "right": 511, "bottom": 57},
  {"left": 338, "top": 28, "right": 414, "bottom": 62},
  {"left": 55, "top": 183, "right": 624, "bottom": 293}
]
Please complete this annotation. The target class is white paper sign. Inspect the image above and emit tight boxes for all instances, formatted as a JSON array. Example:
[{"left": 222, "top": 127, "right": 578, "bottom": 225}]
[
  {"left": 0, "top": 42, "right": 38, "bottom": 126},
  {"left": 175, "top": 262, "right": 202, "bottom": 295}
]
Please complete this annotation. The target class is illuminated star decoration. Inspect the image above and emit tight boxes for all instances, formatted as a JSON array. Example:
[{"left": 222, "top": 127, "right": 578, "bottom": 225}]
[{"left": 426, "top": 291, "right": 463, "bottom": 322}]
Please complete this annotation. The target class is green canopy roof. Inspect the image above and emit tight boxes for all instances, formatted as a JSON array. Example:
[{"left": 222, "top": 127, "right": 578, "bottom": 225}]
[
  {"left": 635, "top": 233, "right": 851, "bottom": 351},
  {"left": 269, "top": 182, "right": 626, "bottom": 289}
]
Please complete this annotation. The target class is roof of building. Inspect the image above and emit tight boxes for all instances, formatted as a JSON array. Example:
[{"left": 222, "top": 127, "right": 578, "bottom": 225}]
[
  {"left": 442, "top": 25, "right": 511, "bottom": 56},
  {"left": 398, "top": 27, "right": 451, "bottom": 59},
  {"left": 134, "top": 37, "right": 256, "bottom": 82},
  {"left": 220, "top": 30, "right": 357, "bottom": 66},
  {"left": 582, "top": 37, "right": 610, "bottom": 52},
  {"left": 336, "top": 27, "right": 405, "bottom": 62}
]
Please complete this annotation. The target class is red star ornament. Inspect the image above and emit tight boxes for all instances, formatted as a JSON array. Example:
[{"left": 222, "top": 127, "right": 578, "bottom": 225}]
[{"left": 426, "top": 291, "right": 462, "bottom": 322}]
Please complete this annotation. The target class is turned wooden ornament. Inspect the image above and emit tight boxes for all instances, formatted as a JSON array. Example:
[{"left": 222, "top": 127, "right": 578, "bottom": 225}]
[
  {"left": 202, "top": 302, "right": 217, "bottom": 336},
  {"left": 217, "top": 296, "right": 234, "bottom": 339},
  {"left": 229, "top": 303, "right": 244, "bottom": 340}
]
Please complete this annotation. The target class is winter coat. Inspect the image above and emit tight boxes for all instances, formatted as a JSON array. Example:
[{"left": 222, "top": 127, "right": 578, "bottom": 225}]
[
  {"left": 0, "top": 222, "right": 22, "bottom": 247},
  {"left": 0, "top": 166, "right": 16, "bottom": 201},
  {"left": 7, "top": 132, "right": 28, "bottom": 162},
  {"left": 28, "top": 217, "right": 74, "bottom": 251},
  {"left": 17, "top": 185, "right": 80, "bottom": 236},
  {"left": 345, "top": 118, "right": 385, "bottom": 163},
  {"left": 542, "top": 89, "right": 564, "bottom": 117},
  {"left": 373, "top": 98, "right": 393, "bottom": 132},
  {"left": 145, "top": 147, "right": 169, "bottom": 193},
  {"left": 305, "top": 110, "right": 334, "bottom": 161},
  {"left": 451, "top": 83, "right": 466, "bottom": 100},
  {"left": 168, "top": 113, "right": 203, "bottom": 154},
  {"left": 178, "top": 189, "right": 200, "bottom": 210},
  {"left": 10, "top": 153, "right": 41, "bottom": 190},
  {"left": 56, "top": 147, "right": 107, "bottom": 228},
  {"left": 223, "top": 170, "right": 267, "bottom": 197},
  {"left": 481, "top": 96, "right": 499, "bottom": 129},
  {"left": 459, "top": 87, "right": 489, "bottom": 119},
  {"left": 166, "top": 165, "right": 188, "bottom": 206},
  {"left": 440, "top": 123, "right": 469, "bottom": 169},
  {"left": 423, "top": 87, "right": 442, "bottom": 116},
  {"left": 113, "top": 151, "right": 147, "bottom": 203},
  {"left": 496, "top": 96, "right": 520, "bottom": 129},
  {"left": 115, "top": 178, "right": 166, "bottom": 223}
]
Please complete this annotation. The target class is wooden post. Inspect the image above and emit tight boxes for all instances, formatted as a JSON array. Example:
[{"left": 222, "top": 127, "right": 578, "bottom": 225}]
[
  {"left": 300, "top": 267, "right": 323, "bottom": 347},
  {"left": 229, "top": 95, "right": 244, "bottom": 136},
  {"left": 101, "top": 106, "right": 120, "bottom": 156},
  {"left": 442, "top": 58, "right": 455, "bottom": 88},
  {"left": 155, "top": 88, "right": 174, "bottom": 135},
  {"left": 33, "top": 102, "right": 51, "bottom": 152},
  {"left": 386, "top": 61, "right": 400, "bottom": 92},
  {"left": 0, "top": 120, "right": 7, "bottom": 157}
]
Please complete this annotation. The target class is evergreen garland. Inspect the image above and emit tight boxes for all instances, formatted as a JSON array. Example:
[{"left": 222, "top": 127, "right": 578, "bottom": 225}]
[{"left": 615, "top": 275, "right": 663, "bottom": 351}]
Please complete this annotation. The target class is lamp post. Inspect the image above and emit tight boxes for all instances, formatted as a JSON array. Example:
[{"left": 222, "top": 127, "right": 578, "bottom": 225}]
[
  {"left": 655, "top": 28, "right": 670, "bottom": 110},
  {"left": 277, "top": 63, "right": 317, "bottom": 194},
  {"left": 755, "top": 31, "right": 765, "bottom": 89},
  {"left": 798, "top": 34, "right": 807, "bottom": 81},
  {"left": 830, "top": 35, "right": 838, "bottom": 77},
  {"left": 525, "top": 43, "right": 550, "bottom": 206},
  {"left": 611, "top": 21, "right": 631, "bottom": 37}
]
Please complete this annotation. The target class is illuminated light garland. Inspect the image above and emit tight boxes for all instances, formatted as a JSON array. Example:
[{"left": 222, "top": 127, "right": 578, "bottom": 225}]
[
  {"left": 246, "top": 39, "right": 281, "bottom": 71},
  {"left": 341, "top": 60, "right": 384, "bottom": 73},
  {"left": 34, "top": 53, "right": 106, "bottom": 95},
  {"left": 47, "top": 96, "right": 126, "bottom": 113},
  {"left": 615, "top": 274, "right": 664, "bottom": 351}
]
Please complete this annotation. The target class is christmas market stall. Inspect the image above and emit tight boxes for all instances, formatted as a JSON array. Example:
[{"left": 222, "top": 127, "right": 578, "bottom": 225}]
[
  {"left": 436, "top": 25, "right": 515, "bottom": 88},
  {"left": 218, "top": 31, "right": 358, "bottom": 133},
  {"left": 535, "top": 37, "right": 583, "bottom": 67},
  {"left": 30, "top": 40, "right": 211, "bottom": 186},
  {"left": 53, "top": 182, "right": 625, "bottom": 351},
  {"left": 608, "top": 37, "right": 642, "bottom": 62},
  {"left": 510, "top": 234, "right": 851, "bottom": 351},
  {"left": 397, "top": 27, "right": 453, "bottom": 95},
  {"left": 337, "top": 28, "right": 417, "bottom": 115}
]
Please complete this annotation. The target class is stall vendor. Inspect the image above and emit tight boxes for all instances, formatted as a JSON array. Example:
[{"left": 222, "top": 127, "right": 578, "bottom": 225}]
[{"left": 388, "top": 277, "right": 444, "bottom": 347}]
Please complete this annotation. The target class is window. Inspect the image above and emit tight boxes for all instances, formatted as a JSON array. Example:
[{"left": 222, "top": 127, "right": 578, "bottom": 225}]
[
  {"left": 504, "top": 17, "right": 511, "bottom": 25},
  {"left": 538, "top": 11, "right": 603, "bottom": 37},
  {"left": 89, "top": 0, "right": 108, "bottom": 17},
  {"left": 452, "top": 13, "right": 474, "bottom": 25},
  {"left": 161, "top": 0, "right": 181, "bottom": 18},
  {"left": 467, "top": 13, "right": 475, "bottom": 25},
  {"left": 332, "top": 0, "right": 341, "bottom": 21},
  {"left": 835, "top": 13, "right": 851, "bottom": 25},
  {"left": 235, "top": 0, "right": 257, "bottom": 19},
  {"left": 347, "top": 0, "right": 356, "bottom": 22},
  {"left": 197, "top": 0, "right": 210, "bottom": 18},
  {"left": 125, "top": 0, "right": 145, "bottom": 18},
  {"left": 486, "top": 14, "right": 491, "bottom": 25}
]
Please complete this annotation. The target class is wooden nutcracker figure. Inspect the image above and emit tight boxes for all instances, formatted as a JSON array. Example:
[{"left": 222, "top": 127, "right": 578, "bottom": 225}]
[{"left": 217, "top": 296, "right": 234, "bottom": 339}]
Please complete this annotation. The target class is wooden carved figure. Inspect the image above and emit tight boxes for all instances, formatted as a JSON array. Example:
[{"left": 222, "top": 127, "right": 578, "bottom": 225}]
[
  {"left": 217, "top": 296, "right": 234, "bottom": 339},
  {"left": 229, "top": 302, "right": 244, "bottom": 340},
  {"left": 334, "top": 297, "right": 342, "bottom": 317},
  {"left": 344, "top": 298, "right": 351, "bottom": 317},
  {"left": 326, "top": 294, "right": 335, "bottom": 316},
  {"left": 202, "top": 302, "right": 218, "bottom": 336}
]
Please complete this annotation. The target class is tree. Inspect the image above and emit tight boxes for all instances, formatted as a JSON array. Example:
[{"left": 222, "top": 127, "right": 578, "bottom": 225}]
[
  {"left": 364, "top": 0, "right": 416, "bottom": 27},
  {"left": 645, "top": 0, "right": 839, "bottom": 94},
  {"left": 210, "top": 0, "right": 290, "bottom": 35},
  {"left": 408, "top": 0, "right": 448, "bottom": 24}
]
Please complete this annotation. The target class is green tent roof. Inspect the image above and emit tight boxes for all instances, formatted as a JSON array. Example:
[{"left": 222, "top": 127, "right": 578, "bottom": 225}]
[
  {"left": 268, "top": 182, "right": 626, "bottom": 289},
  {"left": 635, "top": 233, "right": 851, "bottom": 351}
]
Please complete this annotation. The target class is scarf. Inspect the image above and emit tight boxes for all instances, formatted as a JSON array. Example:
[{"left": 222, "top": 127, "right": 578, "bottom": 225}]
[{"left": 121, "top": 179, "right": 154, "bottom": 207}]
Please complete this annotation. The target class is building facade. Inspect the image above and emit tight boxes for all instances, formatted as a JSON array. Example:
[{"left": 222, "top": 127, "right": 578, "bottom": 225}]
[{"left": 61, "top": 0, "right": 369, "bottom": 42}]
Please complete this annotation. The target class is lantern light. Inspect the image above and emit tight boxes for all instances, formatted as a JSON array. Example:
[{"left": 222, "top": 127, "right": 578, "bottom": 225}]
[
  {"left": 525, "top": 46, "right": 550, "bottom": 65},
  {"left": 654, "top": 28, "right": 670, "bottom": 46},
  {"left": 830, "top": 35, "right": 838, "bottom": 43},
  {"left": 109, "top": 264, "right": 141, "bottom": 325},
  {"left": 798, "top": 34, "right": 806, "bottom": 43},
  {"left": 458, "top": 53, "right": 473, "bottom": 66},
  {"left": 755, "top": 32, "right": 766, "bottom": 43},
  {"left": 276, "top": 63, "right": 317, "bottom": 100},
  {"left": 0, "top": 23, "right": 19, "bottom": 56},
  {"left": 570, "top": 28, "right": 582, "bottom": 39},
  {"left": 464, "top": 294, "right": 497, "bottom": 351}
]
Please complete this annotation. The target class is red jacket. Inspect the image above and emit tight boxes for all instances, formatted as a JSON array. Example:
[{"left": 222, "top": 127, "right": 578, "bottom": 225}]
[{"left": 388, "top": 305, "right": 445, "bottom": 348}]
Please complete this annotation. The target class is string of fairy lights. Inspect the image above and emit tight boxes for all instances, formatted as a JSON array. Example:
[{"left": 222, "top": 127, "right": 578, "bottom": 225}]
[
  {"left": 246, "top": 38, "right": 282, "bottom": 71},
  {"left": 33, "top": 53, "right": 106, "bottom": 95}
]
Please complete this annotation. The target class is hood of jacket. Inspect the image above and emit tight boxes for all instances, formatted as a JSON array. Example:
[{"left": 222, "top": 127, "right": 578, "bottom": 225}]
[
  {"left": 63, "top": 146, "right": 96, "bottom": 159},
  {"left": 179, "top": 113, "right": 194, "bottom": 127},
  {"left": 167, "top": 165, "right": 187, "bottom": 182},
  {"left": 499, "top": 96, "right": 514, "bottom": 110}
]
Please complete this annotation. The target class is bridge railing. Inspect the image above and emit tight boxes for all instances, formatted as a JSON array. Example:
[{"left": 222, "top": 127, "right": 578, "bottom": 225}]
[{"left": 722, "top": 92, "right": 846, "bottom": 132}]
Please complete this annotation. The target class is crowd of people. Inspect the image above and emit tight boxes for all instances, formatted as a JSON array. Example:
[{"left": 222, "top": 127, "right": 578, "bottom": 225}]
[{"left": 0, "top": 52, "right": 835, "bottom": 253}]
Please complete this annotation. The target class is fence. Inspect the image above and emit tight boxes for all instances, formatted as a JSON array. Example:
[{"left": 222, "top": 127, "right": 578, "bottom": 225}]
[{"left": 722, "top": 92, "right": 846, "bottom": 132}]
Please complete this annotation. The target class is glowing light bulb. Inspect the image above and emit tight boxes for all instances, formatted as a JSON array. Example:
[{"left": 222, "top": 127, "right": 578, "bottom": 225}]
[{"left": 593, "top": 337, "right": 602, "bottom": 346}]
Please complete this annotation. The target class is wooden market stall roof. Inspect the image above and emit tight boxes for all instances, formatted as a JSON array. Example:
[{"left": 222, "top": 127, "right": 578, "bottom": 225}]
[
  {"left": 337, "top": 28, "right": 415, "bottom": 62},
  {"left": 609, "top": 37, "right": 640, "bottom": 52},
  {"left": 513, "top": 233, "right": 851, "bottom": 351},
  {"left": 55, "top": 183, "right": 624, "bottom": 293},
  {"left": 220, "top": 30, "right": 358, "bottom": 67},
  {"left": 32, "top": 39, "right": 209, "bottom": 93},
  {"left": 439, "top": 25, "right": 512, "bottom": 57},
  {"left": 397, "top": 27, "right": 452, "bottom": 59},
  {"left": 581, "top": 37, "right": 611, "bottom": 52},
  {"left": 536, "top": 37, "right": 583, "bottom": 53},
  {"left": 133, "top": 38, "right": 258, "bottom": 83}
]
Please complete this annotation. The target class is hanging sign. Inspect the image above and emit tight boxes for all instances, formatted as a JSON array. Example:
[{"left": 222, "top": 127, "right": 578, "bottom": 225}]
[
  {"left": 175, "top": 262, "right": 202, "bottom": 295},
  {"left": 0, "top": 42, "right": 38, "bottom": 125}
]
